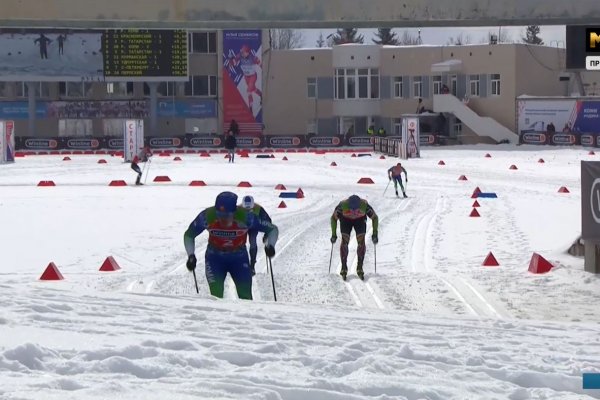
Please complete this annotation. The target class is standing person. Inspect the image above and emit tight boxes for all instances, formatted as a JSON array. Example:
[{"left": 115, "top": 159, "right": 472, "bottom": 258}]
[
  {"left": 131, "top": 146, "right": 152, "bottom": 186},
  {"left": 241, "top": 195, "right": 272, "bottom": 276},
  {"left": 388, "top": 162, "right": 408, "bottom": 198},
  {"left": 330, "top": 195, "right": 379, "bottom": 280},
  {"left": 225, "top": 131, "right": 237, "bottom": 163},
  {"left": 57, "top": 34, "right": 66, "bottom": 55},
  {"left": 228, "top": 119, "right": 240, "bottom": 136},
  {"left": 183, "top": 191, "right": 278, "bottom": 300},
  {"left": 34, "top": 33, "right": 52, "bottom": 59}
]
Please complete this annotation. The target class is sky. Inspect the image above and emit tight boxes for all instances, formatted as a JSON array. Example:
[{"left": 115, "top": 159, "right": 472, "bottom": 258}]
[{"left": 300, "top": 25, "right": 566, "bottom": 47}]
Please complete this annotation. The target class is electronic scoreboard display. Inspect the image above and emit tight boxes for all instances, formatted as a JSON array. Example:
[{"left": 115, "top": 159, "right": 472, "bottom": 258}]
[{"left": 102, "top": 29, "right": 188, "bottom": 81}]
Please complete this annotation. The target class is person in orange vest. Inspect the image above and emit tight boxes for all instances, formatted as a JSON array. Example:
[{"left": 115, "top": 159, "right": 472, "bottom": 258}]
[{"left": 388, "top": 162, "right": 408, "bottom": 198}]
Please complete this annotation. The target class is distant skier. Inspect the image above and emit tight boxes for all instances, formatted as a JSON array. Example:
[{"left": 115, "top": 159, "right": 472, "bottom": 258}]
[
  {"left": 184, "top": 191, "right": 279, "bottom": 300},
  {"left": 241, "top": 195, "right": 272, "bottom": 276},
  {"left": 57, "top": 34, "right": 66, "bottom": 55},
  {"left": 388, "top": 162, "right": 408, "bottom": 198},
  {"left": 34, "top": 33, "right": 52, "bottom": 59},
  {"left": 225, "top": 131, "right": 236, "bottom": 163},
  {"left": 131, "top": 146, "right": 152, "bottom": 186},
  {"left": 330, "top": 195, "right": 379, "bottom": 280}
]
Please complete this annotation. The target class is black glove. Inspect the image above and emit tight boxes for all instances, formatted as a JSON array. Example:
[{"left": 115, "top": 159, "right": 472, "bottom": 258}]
[
  {"left": 372, "top": 234, "right": 378, "bottom": 245},
  {"left": 388, "top": 176, "right": 392, "bottom": 181},
  {"left": 405, "top": 178, "right": 408, "bottom": 183},
  {"left": 186, "top": 254, "right": 197, "bottom": 271},
  {"left": 330, "top": 235, "right": 337, "bottom": 244},
  {"left": 265, "top": 245, "right": 276, "bottom": 258}
]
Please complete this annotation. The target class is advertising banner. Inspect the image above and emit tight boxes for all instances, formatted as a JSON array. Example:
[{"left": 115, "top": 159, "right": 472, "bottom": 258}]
[
  {"left": 5, "top": 121, "right": 15, "bottom": 162},
  {"left": 0, "top": 102, "right": 47, "bottom": 119},
  {"left": 582, "top": 161, "right": 600, "bottom": 241},
  {"left": 402, "top": 117, "right": 421, "bottom": 158},
  {"left": 266, "top": 136, "right": 305, "bottom": 148},
  {"left": 518, "top": 99, "right": 600, "bottom": 136},
  {"left": 157, "top": 100, "right": 217, "bottom": 118},
  {"left": 186, "top": 135, "right": 223, "bottom": 148},
  {"left": 308, "top": 136, "right": 342, "bottom": 147},
  {"left": 124, "top": 120, "right": 144, "bottom": 162},
  {"left": 222, "top": 30, "right": 263, "bottom": 135},
  {"left": 345, "top": 136, "right": 373, "bottom": 147}
]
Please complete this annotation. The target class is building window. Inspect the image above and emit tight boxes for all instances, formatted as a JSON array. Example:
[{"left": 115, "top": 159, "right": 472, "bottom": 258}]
[
  {"left": 307, "top": 77, "right": 317, "bottom": 98},
  {"left": 106, "top": 82, "right": 133, "bottom": 96},
  {"left": 59, "top": 82, "right": 92, "bottom": 98},
  {"left": 188, "top": 32, "right": 217, "bottom": 54},
  {"left": 159, "top": 82, "right": 178, "bottom": 97},
  {"left": 185, "top": 75, "right": 218, "bottom": 97},
  {"left": 393, "top": 77, "right": 403, "bottom": 98},
  {"left": 432, "top": 75, "right": 442, "bottom": 95},
  {"left": 393, "top": 118, "right": 403, "bottom": 135},
  {"left": 469, "top": 74, "right": 480, "bottom": 97},
  {"left": 453, "top": 118, "right": 462, "bottom": 136},
  {"left": 306, "top": 119, "right": 317, "bottom": 134},
  {"left": 335, "top": 68, "right": 380, "bottom": 100},
  {"left": 491, "top": 73, "right": 501, "bottom": 96},
  {"left": 413, "top": 76, "right": 422, "bottom": 98},
  {"left": 20, "top": 82, "right": 51, "bottom": 98}
]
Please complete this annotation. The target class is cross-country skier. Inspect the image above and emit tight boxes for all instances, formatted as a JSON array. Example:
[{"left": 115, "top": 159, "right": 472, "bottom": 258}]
[
  {"left": 184, "top": 191, "right": 278, "bottom": 300},
  {"left": 131, "top": 146, "right": 152, "bottom": 186},
  {"left": 241, "top": 195, "right": 272, "bottom": 276},
  {"left": 388, "top": 162, "right": 408, "bottom": 198},
  {"left": 330, "top": 195, "right": 379, "bottom": 280}
]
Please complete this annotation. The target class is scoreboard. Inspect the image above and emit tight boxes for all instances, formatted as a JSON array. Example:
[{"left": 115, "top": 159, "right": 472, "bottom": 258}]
[{"left": 102, "top": 29, "right": 188, "bottom": 81}]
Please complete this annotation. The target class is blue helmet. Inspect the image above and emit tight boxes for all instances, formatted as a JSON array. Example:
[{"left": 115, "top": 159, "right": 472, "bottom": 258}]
[
  {"left": 215, "top": 192, "right": 238, "bottom": 215},
  {"left": 242, "top": 195, "right": 255, "bottom": 210},
  {"left": 348, "top": 195, "right": 361, "bottom": 210}
]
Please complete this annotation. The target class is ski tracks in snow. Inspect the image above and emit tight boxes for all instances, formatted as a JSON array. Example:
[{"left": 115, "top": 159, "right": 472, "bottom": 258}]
[{"left": 409, "top": 196, "right": 506, "bottom": 320}]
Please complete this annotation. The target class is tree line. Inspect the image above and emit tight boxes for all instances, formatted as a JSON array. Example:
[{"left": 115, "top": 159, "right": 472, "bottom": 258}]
[{"left": 268, "top": 26, "right": 545, "bottom": 49}]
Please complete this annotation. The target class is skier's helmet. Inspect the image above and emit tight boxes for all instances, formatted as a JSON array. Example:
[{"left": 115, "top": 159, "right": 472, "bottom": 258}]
[
  {"left": 215, "top": 191, "right": 238, "bottom": 216},
  {"left": 242, "top": 195, "right": 255, "bottom": 210},
  {"left": 348, "top": 195, "right": 361, "bottom": 210}
]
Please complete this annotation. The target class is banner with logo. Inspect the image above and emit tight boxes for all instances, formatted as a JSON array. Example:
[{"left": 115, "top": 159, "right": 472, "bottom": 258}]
[
  {"left": 222, "top": 30, "right": 263, "bottom": 135},
  {"left": 402, "top": 117, "right": 421, "bottom": 158},
  {"left": 582, "top": 161, "right": 600, "bottom": 240},
  {"left": 0, "top": 102, "right": 47, "bottom": 119},
  {"left": 308, "top": 136, "right": 342, "bottom": 147},
  {"left": 518, "top": 99, "right": 600, "bottom": 135},
  {"left": 124, "top": 120, "right": 144, "bottom": 162},
  {"left": 157, "top": 100, "right": 217, "bottom": 118}
]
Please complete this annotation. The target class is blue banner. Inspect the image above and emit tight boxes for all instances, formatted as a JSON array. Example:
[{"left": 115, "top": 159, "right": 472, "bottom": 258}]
[
  {"left": 0, "top": 102, "right": 46, "bottom": 119},
  {"left": 157, "top": 100, "right": 217, "bottom": 118}
]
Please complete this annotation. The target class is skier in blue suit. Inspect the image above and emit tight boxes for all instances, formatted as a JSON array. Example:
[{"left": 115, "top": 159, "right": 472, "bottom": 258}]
[{"left": 184, "top": 191, "right": 278, "bottom": 300}]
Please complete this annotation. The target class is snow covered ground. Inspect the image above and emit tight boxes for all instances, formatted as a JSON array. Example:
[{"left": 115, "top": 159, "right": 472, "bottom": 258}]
[{"left": 1, "top": 145, "right": 600, "bottom": 399}]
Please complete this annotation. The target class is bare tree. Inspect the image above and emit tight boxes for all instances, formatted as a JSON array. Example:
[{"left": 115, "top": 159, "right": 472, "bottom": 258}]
[
  {"left": 399, "top": 30, "right": 420, "bottom": 45},
  {"left": 269, "top": 29, "right": 304, "bottom": 50},
  {"left": 446, "top": 33, "right": 472, "bottom": 46}
]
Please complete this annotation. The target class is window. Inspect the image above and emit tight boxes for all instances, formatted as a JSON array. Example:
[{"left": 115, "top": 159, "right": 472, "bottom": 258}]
[
  {"left": 307, "top": 77, "right": 317, "bottom": 98},
  {"left": 185, "top": 75, "right": 218, "bottom": 97},
  {"left": 338, "top": 116, "right": 368, "bottom": 136},
  {"left": 335, "top": 68, "right": 380, "bottom": 100},
  {"left": 19, "top": 82, "right": 50, "bottom": 98},
  {"left": 59, "top": 119, "right": 93, "bottom": 137},
  {"left": 393, "top": 77, "right": 403, "bottom": 98},
  {"left": 306, "top": 119, "right": 317, "bottom": 134},
  {"left": 0, "top": 82, "right": 8, "bottom": 97},
  {"left": 469, "top": 74, "right": 480, "bottom": 97},
  {"left": 159, "top": 82, "right": 178, "bottom": 97},
  {"left": 491, "top": 73, "right": 501, "bottom": 96},
  {"left": 188, "top": 32, "right": 217, "bottom": 54},
  {"left": 393, "top": 118, "right": 403, "bottom": 135},
  {"left": 59, "top": 82, "right": 92, "bottom": 97},
  {"left": 106, "top": 82, "right": 133, "bottom": 96},
  {"left": 432, "top": 75, "right": 442, "bottom": 95},
  {"left": 453, "top": 118, "right": 462, "bottom": 136},
  {"left": 413, "top": 76, "right": 422, "bottom": 98}
]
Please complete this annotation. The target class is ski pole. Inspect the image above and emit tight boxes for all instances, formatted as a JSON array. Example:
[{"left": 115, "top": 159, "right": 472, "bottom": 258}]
[
  {"left": 383, "top": 179, "right": 391, "bottom": 196},
  {"left": 192, "top": 269, "right": 199, "bottom": 294},
  {"left": 374, "top": 244, "right": 377, "bottom": 274},
  {"left": 267, "top": 256, "right": 277, "bottom": 302},
  {"left": 328, "top": 242, "right": 334, "bottom": 274},
  {"left": 143, "top": 158, "right": 152, "bottom": 184}
]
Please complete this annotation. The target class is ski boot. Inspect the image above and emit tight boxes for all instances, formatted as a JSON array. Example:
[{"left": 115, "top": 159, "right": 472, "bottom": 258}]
[
  {"left": 395, "top": 189, "right": 399, "bottom": 197},
  {"left": 403, "top": 192, "right": 408, "bottom": 198},
  {"left": 250, "top": 261, "right": 256, "bottom": 276},
  {"left": 356, "top": 264, "right": 365, "bottom": 281},
  {"left": 340, "top": 265, "right": 348, "bottom": 281}
]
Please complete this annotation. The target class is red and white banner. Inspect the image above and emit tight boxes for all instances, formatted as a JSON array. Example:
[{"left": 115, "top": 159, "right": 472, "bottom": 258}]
[{"left": 124, "top": 120, "right": 144, "bottom": 162}]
